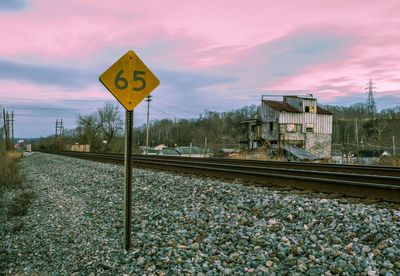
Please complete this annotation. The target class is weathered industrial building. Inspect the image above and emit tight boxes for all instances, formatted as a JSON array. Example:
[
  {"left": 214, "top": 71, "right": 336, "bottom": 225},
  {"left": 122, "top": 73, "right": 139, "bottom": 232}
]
[{"left": 244, "top": 95, "right": 333, "bottom": 160}]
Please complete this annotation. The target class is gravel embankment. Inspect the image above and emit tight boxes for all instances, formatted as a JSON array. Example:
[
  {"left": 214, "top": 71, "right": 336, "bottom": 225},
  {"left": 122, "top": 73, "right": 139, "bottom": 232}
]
[{"left": 1, "top": 153, "right": 400, "bottom": 275}]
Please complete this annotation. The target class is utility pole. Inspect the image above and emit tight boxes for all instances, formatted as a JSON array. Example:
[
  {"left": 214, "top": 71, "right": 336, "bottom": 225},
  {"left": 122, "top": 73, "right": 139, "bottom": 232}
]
[
  {"left": 60, "top": 119, "right": 64, "bottom": 146},
  {"left": 2, "top": 108, "right": 9, "bottom": 150},
  {"left": 11, "top": 111, "right": 14, "bottom": 148},
  {"left": 55, "top": 119, "right": 63, "bottom": 148},
  {"left": 204, "top": 137, "right": 207, "bottom": 158},
  {"left": 145, "top": 95, "right": 151, "bottom": 154},
  {"left": 393, "top": 136, "right": 396, "bottom": 156},
  {"left": 6, "top": 111, "right": 11, "bottom": 150},
  {"left": 55, "top": 119, "right": 59, "bottom": 146},
  {"left": 346, "top": 133, "right": 350, "bottom": 164},
  {"left": 355, "top": 120, "right": 359, "bottom": 149},
  {"left": 355, "top": 119, "right": 359, "bottom": 163}
]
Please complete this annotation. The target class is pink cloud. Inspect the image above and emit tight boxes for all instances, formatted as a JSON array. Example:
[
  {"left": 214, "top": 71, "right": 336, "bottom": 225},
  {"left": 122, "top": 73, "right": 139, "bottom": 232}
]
[
  {"left": 1, "top": 0, "right": 398, "bottom": 66},
  {"left": 1, "top": 0, "right": 400, "bottom": 136}
]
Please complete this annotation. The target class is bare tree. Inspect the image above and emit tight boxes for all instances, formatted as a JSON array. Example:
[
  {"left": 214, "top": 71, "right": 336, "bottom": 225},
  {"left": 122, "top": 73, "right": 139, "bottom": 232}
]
[
  {"left": 75, "top": 103, "right": 122, "bottom": 152},
  {"left": 98, "top": 102, "right": 123, "bottom": 144},
  {"left": 76, "top": 113, "right": 102, "bottom": 150},
  {"left": 371, "top": 121, "right": 386, "bottom": 149}
]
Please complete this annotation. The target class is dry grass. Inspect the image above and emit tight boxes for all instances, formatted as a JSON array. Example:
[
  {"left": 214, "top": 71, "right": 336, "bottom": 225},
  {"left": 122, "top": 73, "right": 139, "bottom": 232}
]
[
  {"left": 0, "top": 151, "right": 22, "bottom": 189},
  {"left": 378, "top": 156, "right": 400, "bottom": 167},
  {"left": 0, "top": 151, "right": 34, "bottom": 221}
]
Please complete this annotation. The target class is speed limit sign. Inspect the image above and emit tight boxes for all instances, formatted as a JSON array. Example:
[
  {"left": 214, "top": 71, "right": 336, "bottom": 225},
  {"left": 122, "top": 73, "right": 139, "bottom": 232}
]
[{"left": 99, "top": 50, "right": 160, "bottom": 111}]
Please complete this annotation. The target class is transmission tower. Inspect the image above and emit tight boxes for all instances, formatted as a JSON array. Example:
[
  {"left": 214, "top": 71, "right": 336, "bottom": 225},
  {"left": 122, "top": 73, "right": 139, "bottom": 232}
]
[
  {"left": 54, "top": 119, "right": 64, "bottom": 147},
  {"left": 365, "top": 79, "right": 377, "bottom": 116}
]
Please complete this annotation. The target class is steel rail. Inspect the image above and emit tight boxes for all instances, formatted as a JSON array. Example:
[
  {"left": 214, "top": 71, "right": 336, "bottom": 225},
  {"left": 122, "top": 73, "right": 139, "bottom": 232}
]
[
  {"left": 51, "top": 151, "right": 400, "bottom": 203},
  {"left": 54, "top": 151, "right": 400, "bottom": 176},
  {"left": 136, "top": 155, "right": 400, "bottom": 177}
]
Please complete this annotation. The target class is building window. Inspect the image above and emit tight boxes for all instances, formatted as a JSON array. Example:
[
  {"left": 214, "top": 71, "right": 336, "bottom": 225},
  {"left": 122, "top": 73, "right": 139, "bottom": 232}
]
[
  {"left": 286, "top": 124, "right": 296, "bottom": 132},
  {"left": 305, "top": 106, "right": 310, "bottom": 113},
  {"left": 306, "top": 123, "right": 314, "bottom": 132},
  {"left": 269, "top": 122, "right": 273, "bottom": 131},
  {"left": 270, "top": 140, "right": 277, "bottom": 145}
]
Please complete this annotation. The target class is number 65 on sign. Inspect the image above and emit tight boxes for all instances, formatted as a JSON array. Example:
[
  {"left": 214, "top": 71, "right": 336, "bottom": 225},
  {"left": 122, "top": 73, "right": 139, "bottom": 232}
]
[{"left": 99, "top": 50, "right": 160, "bottom": 111}]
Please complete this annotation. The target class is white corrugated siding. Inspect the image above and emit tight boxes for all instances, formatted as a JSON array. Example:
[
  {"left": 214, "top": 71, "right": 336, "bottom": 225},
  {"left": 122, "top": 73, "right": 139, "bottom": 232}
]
[
  {"left": 279, "top": 112, "right": 332, "bottom": 134},
  {"left": 279, "top": 112, "right": 316, "bottom": 124},
  {"left": 315, "top": 114, "right": 332, "bottom": 134},
  {"left": 279, "top": 112, "right": 303, "bottom": 124}
]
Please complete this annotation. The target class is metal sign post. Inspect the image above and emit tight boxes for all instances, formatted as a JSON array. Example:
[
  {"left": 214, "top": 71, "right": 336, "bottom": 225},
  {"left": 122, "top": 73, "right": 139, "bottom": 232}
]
[
  {"left": 124, "top": 110, "right": 133, "bottom": 250},
  {"left": 99, "top": 50, "right": 160, "bottom": 251}
]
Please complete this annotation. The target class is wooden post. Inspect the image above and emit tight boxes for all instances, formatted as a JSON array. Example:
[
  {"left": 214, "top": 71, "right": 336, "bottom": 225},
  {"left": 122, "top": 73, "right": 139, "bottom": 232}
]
[
  {"left": 3, "top": 109, "right": 9, "bottom": 151},
  {"left": 11, "top": 111, "right": 14, "bottom": 149}
]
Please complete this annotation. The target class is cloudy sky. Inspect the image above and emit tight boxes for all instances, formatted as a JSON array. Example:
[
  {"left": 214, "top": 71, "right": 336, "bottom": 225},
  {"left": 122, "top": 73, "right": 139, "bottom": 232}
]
[{"left": 1, "top": 0, "right": 400, "bottom": 137}]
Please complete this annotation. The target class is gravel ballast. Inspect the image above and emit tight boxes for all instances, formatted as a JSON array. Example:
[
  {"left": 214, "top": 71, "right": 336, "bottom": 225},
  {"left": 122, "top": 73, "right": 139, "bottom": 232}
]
[{"left": 1, "top": 152, "right": 400, "bottom": 275}]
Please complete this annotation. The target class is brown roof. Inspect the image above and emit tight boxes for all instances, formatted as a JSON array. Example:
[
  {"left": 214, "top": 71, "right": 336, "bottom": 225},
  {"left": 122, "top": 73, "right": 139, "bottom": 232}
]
[
  {"left": 316, "top": 106, "right": 333, "bottom": 115},
  {"left": 264, "top": 100, "right": 333, "bottom": 115},
  {"left": 263, "top": 100, "right": 300, "bottom": 113}
]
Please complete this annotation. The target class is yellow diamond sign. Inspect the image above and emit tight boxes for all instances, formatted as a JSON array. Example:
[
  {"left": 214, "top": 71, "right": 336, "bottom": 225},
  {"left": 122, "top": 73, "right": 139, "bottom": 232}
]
[{"left": 99, "top": 50, "right": 160, "bottom": 111}]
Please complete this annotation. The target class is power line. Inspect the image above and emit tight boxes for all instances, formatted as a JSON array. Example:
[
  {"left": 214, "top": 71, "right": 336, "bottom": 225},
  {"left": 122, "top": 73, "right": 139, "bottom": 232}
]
[
  {"left": 2, "top": 99, "right": 199, "bottom": 115},
  {"left": 150, "top": 106, "right": 200, "bottom": 117},
  {"left": 0, "top": 97, "right": 113, "bottom": 102},
  {"left": 153, "top": 102, "right": 200, "bottom": 115},
  {"left": 13, "top": 113, "right": 68, "bottom": 118},
  {"left": 3, "top": 106, "right": 99, "bottom": 111},
  {"left": 150, "top": 106, "right": 175, "bottom": 116}
]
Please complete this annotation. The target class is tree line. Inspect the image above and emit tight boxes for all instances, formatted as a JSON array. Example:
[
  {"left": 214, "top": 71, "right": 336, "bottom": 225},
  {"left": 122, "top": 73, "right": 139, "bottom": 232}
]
[
  {"left": 322, "top": 103, "right": 400, "bottom": 152},
  {"left": 34, "top": 103, "right": 259, "bottom": 152},
  {"left": 32, "top": 101, "right": 400, "bottom": 154}
]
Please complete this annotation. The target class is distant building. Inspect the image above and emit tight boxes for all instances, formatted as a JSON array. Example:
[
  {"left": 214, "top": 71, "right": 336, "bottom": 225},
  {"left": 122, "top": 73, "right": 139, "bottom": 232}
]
[
  {"left": 70, "top": 144, "right": 90, "bottom": 152},
  {"left": 244, "top": 95, "right": 333, "bottom": 159}
]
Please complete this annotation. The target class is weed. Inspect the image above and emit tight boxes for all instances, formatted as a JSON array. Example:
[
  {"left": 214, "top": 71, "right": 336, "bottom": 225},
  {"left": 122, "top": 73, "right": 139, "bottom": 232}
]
[
  {"left": 0, "top": 153, "right": 22, "bottom": 189},
  {"left": 8, "top": 191, "right": 35, "bottom": 216},
  {"left": 0, "top": 152, "right": 34, "bottom": 221}
]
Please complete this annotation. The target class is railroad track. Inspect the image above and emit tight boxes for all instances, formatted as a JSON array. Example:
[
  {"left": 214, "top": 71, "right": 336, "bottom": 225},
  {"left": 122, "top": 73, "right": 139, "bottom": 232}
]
[{"left": 51, "top": 151, "right": 400, "bottom": 203}]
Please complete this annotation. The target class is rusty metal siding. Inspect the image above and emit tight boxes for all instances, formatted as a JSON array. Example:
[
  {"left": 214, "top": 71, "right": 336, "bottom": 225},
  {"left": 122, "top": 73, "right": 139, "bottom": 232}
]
[
  {"left": 261, "top": 102, "right": 279, "bottom": 122},
  {"left": 261, "top": 102, "right": 279, "bottom": 140}
]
